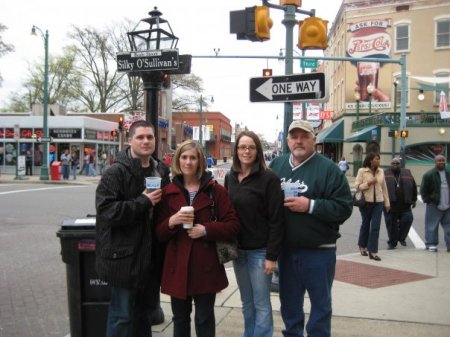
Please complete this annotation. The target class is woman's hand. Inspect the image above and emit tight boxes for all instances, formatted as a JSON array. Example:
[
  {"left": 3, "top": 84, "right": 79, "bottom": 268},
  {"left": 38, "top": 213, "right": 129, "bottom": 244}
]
[
  {"left": 187, "top": 224, "right": 206, "bottom": 239},
  {"left": 168, "top": 209, "right": 194, "bottom": 229},
  {"left": 265, "top": 260, "right": 277, "bottom": 275}
]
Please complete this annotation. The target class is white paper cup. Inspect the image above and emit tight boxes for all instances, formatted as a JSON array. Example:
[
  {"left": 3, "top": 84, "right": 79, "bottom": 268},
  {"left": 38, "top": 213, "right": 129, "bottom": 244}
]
[
  {"left": 180, "top": 206, "right": 194, "bottom": 229},
  {"left": 284, "top": 183, "right": 298, "bottom": 198},
  {"left": 145, "top": 177, "right": 161, "bottom": 191}
]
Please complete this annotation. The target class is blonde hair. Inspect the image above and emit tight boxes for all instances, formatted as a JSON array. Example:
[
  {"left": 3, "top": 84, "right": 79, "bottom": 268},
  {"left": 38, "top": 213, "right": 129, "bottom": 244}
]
[{"left": 171, "top": 140, "right": 206, "bottom": 179}]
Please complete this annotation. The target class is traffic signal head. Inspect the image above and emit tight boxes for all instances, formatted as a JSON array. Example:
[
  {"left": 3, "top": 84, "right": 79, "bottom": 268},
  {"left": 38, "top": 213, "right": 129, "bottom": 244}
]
[
  {"left": 280, "top": 0, "right": 301, "bottom": 6},
  {"left": 254, "top": 6, "right": 273, "bottom": 41},
  {"left": 298, "top": 16, "right": 329, "bottom": 50},
  {"left": 262, "top": 68, "right": 273, "bottom": 77},
  {"left": 401, "top": 130, "right": 409, "bottom": 138},
  {"left": 118, "top": 116, "right": 124, "bottom": 131},
  {"left": 162, "top": 72, "right": 171, "bottom": 89}
]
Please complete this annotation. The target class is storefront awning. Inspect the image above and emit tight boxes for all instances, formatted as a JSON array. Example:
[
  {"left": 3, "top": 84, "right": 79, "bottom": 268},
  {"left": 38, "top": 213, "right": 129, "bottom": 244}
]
[
  {"left": 345, "top": 126, "right": 379, "bottom": 142},
  {"left": 316, "top": 119, "right": 344, "bottom": 143}
]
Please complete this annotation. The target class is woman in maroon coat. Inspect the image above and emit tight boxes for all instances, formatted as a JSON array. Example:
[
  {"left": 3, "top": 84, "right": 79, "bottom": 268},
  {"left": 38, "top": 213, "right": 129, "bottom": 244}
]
[{"left": 156, "top": 140, "right": 239, "bottom": 337}]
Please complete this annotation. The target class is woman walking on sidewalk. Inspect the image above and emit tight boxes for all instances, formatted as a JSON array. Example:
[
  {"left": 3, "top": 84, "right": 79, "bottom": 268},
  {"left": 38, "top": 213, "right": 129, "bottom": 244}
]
[{"left": 355, "top": 152, "right": 390, "bottom": 261}]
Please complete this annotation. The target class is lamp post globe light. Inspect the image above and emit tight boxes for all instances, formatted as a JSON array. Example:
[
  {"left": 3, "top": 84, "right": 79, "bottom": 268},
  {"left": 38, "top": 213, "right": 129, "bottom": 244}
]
[
  {"left": 31, "top": 25, "right": 50, "bottom": 180},
  {"left": 199, "top": 95, "right": 214, "bottom": 149}
]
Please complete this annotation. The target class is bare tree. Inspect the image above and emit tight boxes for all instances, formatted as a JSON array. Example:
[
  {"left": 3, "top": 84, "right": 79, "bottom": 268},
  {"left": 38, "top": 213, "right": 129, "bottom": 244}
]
[
  {"left": 0, "top": 23, "right": 14, "bottom": 86},
  {"left": 68, "top": 25, "right": 127, "bottom": 112}
]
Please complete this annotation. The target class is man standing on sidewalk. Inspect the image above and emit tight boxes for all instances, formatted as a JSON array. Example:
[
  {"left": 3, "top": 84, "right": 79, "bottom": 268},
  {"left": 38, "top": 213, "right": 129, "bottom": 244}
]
[
  {"left": 383, "top": 157, "right": 417, "bottom": 249},
  {"left": 420, "top": 154, "right": 450, "bottom": 252},
  {"left": 96, "top": 120, "right": 170, "bottom": 337},
  {"left": 270, "top": 120, "right": 353, "bottom": 337}
]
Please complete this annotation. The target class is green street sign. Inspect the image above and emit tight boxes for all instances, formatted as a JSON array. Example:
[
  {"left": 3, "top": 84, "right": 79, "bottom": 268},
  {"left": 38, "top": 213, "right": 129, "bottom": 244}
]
[{"left": 301, "top": 58, "right": 318, "bottom": 69}]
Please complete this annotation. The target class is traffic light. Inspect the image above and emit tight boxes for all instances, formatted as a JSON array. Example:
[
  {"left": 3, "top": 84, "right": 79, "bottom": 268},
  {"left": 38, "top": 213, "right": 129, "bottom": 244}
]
[
  {"left": 262, "top": 68, "right": 273, "bottom": 77},
  {"left": 280, "top": 0, "right": 301, "bottom": 6},
  {"left": 254, "top": 6, "right": 273, "bottom": 41},
  {"left": 162, "top": 72, "right": 171, "bottom": 89},
  {"left": 230, "top": 6, "right": 272, "bottom": 42},
  {"left": 298, "top": 16, "right": 329, "bottom": 50},
  {"left": 118, "top": 116, "right": 124, "bottom": 131},
  {"left": 388, "top": 130, "right": 400, "bottom": 138},
  {"left": 401, "top": 130, "right": 409, "bottom": 138}
]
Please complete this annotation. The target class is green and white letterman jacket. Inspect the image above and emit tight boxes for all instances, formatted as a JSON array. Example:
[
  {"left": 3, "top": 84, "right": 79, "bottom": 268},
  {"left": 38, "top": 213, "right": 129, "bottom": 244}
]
[{"left": 269, "top": 152, "right": 353, "bottom": 249}]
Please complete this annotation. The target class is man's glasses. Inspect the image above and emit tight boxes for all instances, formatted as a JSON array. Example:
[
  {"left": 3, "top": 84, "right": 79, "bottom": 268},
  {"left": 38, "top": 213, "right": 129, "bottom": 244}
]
[{"left": 237, "top": 145, "right": 257, "bottom": 152}]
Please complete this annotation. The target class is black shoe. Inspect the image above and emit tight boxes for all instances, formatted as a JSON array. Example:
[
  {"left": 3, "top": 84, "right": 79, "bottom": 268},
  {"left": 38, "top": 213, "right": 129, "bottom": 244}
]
[
  {"left": 369, "top": 253, "right": 381, "bottom": 261},
  {"left": 400, "top": 241, "right": 407, "bottom": 246},
  {"left": 387, "top": 244, "right": 396, "bottom": 250}
]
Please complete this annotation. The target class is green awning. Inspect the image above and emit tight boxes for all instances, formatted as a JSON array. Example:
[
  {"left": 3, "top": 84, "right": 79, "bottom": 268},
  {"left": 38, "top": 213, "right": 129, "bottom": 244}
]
[
  {"left": 316, "top": 119, "right": 344, "bottom": 143},
  {"left": 345, "top": 126, "right": 380, "bottom": 142}
]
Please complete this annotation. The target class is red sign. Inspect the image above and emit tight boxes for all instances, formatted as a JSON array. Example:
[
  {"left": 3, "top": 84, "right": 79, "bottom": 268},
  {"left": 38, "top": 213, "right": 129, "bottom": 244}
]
[
  {"left": 0, "top": 128, "right": 4, "bottom": 138},
  {"left": 320, "top": 110, "right": 333, "bottom": 120},
  {"left": 5, "top": 128, "right": 15, "bottom": 138},
  {"left": 20, "top": 128, "right": 33, "bottom": 138}
]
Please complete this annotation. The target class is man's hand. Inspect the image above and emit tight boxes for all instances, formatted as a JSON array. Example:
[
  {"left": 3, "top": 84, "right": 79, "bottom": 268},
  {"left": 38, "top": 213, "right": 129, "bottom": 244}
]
[
  {"left": 284, "top": 196, "right": 310, "bottom": 213},
  {"left": 143, "top": 188, "right": 162, "bottom": 206}
]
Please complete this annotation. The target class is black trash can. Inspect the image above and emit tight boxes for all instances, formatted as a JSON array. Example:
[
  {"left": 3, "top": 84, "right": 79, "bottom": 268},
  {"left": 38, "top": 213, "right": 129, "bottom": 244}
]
[
  {"left": 57, "top": 218, "right": 110, "bottom": 337},
  {"left": 223, "top": 156, "right": 227, "bottom": 163}
]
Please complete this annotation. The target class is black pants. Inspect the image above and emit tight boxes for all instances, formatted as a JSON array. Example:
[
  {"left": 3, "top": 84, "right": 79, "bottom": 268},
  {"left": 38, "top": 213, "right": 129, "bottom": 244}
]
[
  {"left": 171, "top": 293, "right": 216, "bottom": 337},
  {"left": 26, "top": 162, "right": 32, "bottom": 175}
]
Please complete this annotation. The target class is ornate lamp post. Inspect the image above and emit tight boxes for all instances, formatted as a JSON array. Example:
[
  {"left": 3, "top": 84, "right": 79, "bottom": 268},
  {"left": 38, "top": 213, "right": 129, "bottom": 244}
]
[
  {"left": 199, "top": 95, "right": 214, "bottom": 149},
  {"left": 367, "top": 84, "right": 374, "bottom": 115},
  {"left": 31, "top": 25, "right": 50, "bottom": 180},
  {"left": 123, "top": 7, "right": 179, "bottom": 157}
]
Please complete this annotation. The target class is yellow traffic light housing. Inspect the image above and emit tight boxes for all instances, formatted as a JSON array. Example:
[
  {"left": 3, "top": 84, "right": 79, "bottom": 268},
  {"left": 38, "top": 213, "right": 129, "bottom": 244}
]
[
  {"left": 298, "top": 16, "right": 329, "bottom": 50},
  {"left": 401, "top": 130, "right": 409, "bottom": 138},
  {"left": 254, "top": 6, "right": 273, "bottom": 41},
  {"left": 262, "top": 68, "right": 273, "bottom": 77},
  {"left": 280, "top": 0, "right": 301, "bottom": 6}
]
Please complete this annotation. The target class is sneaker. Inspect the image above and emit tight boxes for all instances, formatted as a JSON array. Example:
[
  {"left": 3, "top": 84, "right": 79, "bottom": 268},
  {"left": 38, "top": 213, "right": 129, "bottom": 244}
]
[
  {"left": 428, "top": 246, "right": 438, "bottom": 252},
  {"left": 399, "top": 241, "right": 407, "bottom": 246}
]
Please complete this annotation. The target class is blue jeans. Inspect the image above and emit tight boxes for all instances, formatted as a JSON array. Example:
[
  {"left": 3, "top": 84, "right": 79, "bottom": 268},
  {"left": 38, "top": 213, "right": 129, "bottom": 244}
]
[
  {"left": 384, "top": 208, "right": 413, "bottom": 246},
  {"left": 106, "top": 285, "right": 158, "bottom": 337},
  {"left": 425, "top": 203, "right": 450, "bottom": 249},
  {"left": 171, "top": 293, "right": 216, "bottom": 337},
  {"left": 278, "top": 247, "right": 336, "bottom": 337},
  {"left": 233, "top": 248, "right": 273, "bottom": 337},
  {"left": 62, "top": 164, "right": 70, "bottom": 179},
  {"left": 358, "top": 202, "right": 384, "bottom": 253}
]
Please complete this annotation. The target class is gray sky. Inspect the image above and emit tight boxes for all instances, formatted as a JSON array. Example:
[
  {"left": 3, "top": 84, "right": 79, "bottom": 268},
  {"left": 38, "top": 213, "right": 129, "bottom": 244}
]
[{"left": 0, "top": 0, "right": 342, "bottom": 141}]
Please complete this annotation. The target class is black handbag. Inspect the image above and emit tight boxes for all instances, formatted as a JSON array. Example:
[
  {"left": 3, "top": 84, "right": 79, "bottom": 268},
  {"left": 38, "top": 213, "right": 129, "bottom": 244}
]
[
  {"left": 208, "top": 183, "right": 238, "bottom": 264},
  {"left": 353, "top": 188, "right": 366, "bottom": 207}
]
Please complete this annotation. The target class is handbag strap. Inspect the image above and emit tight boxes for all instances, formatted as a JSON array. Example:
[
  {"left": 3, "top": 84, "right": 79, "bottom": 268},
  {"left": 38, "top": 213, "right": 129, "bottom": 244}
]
[{"left": 208, "top": 182, "right": 218, "bottom": 222}]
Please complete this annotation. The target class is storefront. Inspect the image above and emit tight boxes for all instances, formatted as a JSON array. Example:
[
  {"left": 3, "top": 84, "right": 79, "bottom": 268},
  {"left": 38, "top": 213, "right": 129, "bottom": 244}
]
[{"left": 0, "top": 115, "right": 120, "bottom": 175}]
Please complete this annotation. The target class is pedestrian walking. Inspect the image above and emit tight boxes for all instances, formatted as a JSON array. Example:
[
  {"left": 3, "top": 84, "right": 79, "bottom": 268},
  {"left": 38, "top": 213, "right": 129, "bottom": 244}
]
[
  {"left": 355, "top": 152, "right": 390, "bottom": 261},
  {"left": 95, "top": 120, "right": 170, "bottom": 337},
  {"left": 60, "top": 149, "right": 72, "bottom": 180},
  {"left": 420, "top": 154, "right": 450, "bottom": 252},
  {"left": 383, "top": 157, "right": 417, "bottom": 249},
  {"left": 269, "top": 120, "right": 353, "bottom": 337}
]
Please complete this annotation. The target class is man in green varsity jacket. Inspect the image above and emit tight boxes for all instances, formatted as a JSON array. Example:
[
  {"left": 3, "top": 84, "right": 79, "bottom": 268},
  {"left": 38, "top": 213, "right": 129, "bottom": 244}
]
[{"left": 269, "top": 120, "right": 353, "bottom": 337}]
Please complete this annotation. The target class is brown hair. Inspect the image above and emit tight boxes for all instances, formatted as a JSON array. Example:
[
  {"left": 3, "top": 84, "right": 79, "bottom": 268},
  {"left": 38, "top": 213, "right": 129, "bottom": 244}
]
[
  {"left": 171, "top": 140, "right": 206, "bottom": 179},
  {"left": 232, "top": 131, "right": 267, "bottom": 172}
]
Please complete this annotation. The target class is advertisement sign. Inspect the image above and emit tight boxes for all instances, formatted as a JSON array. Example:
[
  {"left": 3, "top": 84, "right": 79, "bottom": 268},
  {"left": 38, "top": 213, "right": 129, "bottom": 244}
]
[{"left": 347, "top": 18, "right": 392, "bottom": 103}]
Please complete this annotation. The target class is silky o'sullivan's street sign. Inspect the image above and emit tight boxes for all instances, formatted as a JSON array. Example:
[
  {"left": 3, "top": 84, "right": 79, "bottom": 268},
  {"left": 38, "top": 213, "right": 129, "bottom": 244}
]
[{"left": 117, "top": 49, "right": 179, "bottom": 73}]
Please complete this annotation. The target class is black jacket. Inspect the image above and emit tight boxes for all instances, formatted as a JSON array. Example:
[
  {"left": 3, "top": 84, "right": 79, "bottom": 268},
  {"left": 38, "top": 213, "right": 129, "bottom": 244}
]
[
  {"left": 384, "top": 168, "right": 417, "bottom": 212},
  {"left": 95, "top": 148, "right": 170, "bottom": 288},
  {"left": 226, "top": 166, "right": 284, "bottom": 261}
]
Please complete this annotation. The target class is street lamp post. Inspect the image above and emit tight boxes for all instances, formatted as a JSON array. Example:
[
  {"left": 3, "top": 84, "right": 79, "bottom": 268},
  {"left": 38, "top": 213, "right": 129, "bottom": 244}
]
[
  {"left": 367, "top": 84, "right": 374, "bottom": 115},
  {"left": 199, "top": 95, "right": 214, "bottom": 149},
  {"left": 31, "top": 25, "right": 50, "bottom": 180},
  {"left": 354, "top": 90, "right": 361, "bottom": 122}
]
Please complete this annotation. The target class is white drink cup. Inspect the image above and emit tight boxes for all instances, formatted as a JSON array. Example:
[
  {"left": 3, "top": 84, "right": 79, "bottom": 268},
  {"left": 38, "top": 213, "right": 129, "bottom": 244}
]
[
  {"left": 284, "top": 183, "right": 298, "bottom": 198},
  {"left": 180, "top": 206, "right": 194, "bottom": 229},
  {"left": 145, "top": 177, "right": 161, "bottom": 192}
]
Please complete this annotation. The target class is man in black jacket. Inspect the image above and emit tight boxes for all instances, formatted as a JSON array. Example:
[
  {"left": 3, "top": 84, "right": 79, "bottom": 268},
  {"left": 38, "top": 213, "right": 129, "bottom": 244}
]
[
  {"left": 96, "top": 120, "right": 170, "bottom": 337},
  {"left": 383, "top": 157, "right": 417, "bottom": 249}
]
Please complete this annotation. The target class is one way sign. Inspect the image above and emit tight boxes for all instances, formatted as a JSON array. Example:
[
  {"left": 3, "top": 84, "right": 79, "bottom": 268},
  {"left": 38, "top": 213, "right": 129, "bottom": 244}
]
[{"left": 250, "top": 73, "right": 328, "bottom": 103}]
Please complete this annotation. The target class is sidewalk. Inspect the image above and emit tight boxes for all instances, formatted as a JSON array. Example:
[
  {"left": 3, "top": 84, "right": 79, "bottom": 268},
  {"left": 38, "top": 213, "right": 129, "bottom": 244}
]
[{"left": 2, "top": 171, "right": 450, "bottom": 337}]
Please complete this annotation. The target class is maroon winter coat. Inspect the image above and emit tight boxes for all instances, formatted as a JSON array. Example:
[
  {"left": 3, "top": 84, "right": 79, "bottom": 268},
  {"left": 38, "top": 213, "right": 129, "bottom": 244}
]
[{"left": 156, "top": 174, "right": 239, "bottom": 300}]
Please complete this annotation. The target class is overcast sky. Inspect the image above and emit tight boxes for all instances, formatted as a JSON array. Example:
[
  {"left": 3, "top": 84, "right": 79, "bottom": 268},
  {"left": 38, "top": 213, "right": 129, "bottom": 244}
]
[{"left": 0, "top": 0, "right": 342, "bottom": 141}]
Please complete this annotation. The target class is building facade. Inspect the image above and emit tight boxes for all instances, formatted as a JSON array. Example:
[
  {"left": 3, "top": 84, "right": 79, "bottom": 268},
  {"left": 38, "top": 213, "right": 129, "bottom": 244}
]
[{"left": 317, "top": 0, "right": 450, "bottom": 180}]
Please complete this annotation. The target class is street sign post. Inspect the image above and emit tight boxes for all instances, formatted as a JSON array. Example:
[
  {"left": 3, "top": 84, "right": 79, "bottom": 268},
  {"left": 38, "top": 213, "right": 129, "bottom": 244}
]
[
  {"left": 117, "top": 49, "right": 179, "bottom": 73},
  {"left": 300, "top": 58, "right": 318, "bottom": 68},
  {"left": 37, "top": 136, "right": 52, "bottom": 142},
  {"left": 250, "top": 72, "right": 327, "bottom": 103}
]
